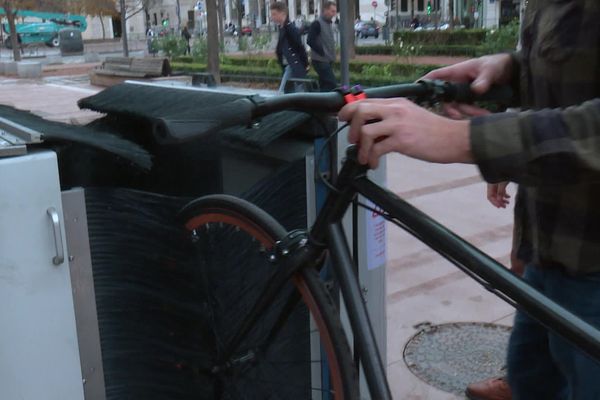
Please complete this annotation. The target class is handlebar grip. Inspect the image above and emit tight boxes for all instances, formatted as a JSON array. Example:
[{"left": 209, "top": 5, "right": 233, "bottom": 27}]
[
  {"left": 152, "top": 98, "right": 256, "bottom": 144},
  {"left": 449, "top": 82, "right": 514, "bottom": 104}
]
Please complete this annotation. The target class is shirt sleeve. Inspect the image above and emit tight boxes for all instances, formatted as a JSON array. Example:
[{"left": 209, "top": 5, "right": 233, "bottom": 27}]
[
  {"left": 307, "top": 21, "right": 324, "bottom": 57},
  {"left": 470, "top": 98, "right": 600, "bottom": 186}
]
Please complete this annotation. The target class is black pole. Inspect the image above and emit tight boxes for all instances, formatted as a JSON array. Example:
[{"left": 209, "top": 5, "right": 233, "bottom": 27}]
[
  {"left": 338, "top": 0, "right": 351, "bottom": 86},
  {"left": 327, "top": 222, "right": 392, "bottom": 400}
]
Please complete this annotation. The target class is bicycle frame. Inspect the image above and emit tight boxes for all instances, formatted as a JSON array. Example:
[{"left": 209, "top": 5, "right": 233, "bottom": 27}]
[
  {"left": 217, "top": 144, "right": 600, "bottom": 400},
  {"left": 313, "top": 145, "right": 600, "bottom": 398},
  {"left": 207, "top": 79, "right": 600, "bottom": 398}
]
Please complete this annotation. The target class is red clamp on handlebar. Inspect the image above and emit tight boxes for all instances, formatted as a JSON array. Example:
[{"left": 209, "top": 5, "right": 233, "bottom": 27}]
[
  {"left": 354, "top": 92, "right": 367, "bottom": 100},
  {"left": 340, "top": 85, "right": 368, "bottom": 104},
  {"left": 344, "top": 93, "right": 359, "bottom": 103}
]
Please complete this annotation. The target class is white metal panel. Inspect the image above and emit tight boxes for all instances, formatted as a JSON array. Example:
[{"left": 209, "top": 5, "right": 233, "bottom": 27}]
[{"left": 0, "top": 151, "right": 85, "bottom": 400}]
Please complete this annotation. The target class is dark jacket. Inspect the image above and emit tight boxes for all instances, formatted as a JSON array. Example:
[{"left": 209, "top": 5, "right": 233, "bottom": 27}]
[{"left": 276, "top": 19, "right": 308, "bottom": 77}]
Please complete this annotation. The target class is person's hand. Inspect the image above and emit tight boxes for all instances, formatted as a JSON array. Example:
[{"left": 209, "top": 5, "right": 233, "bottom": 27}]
[
  {"left": 487, "top": 182, "right": 510, "bottom": 208},
  {"left": 422, "top": 54, "right": 514, "bottom": 119},
  {"left": 338, "top": 98, "right": 472, "bottom": 168}
]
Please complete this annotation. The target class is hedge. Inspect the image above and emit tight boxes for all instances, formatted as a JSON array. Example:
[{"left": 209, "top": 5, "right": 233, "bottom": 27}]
[
  {"left": 170, "top": 61, "right": 432, "bottom": 87},
  {"left": 393, "top": 29, "right": 487, "bottom": 45},
  {"left": 173, "top": 55, "right": 439, "bottom": 75},
  {"left": 355, "top": 45, "right": 394, "bottom": 55},
  {"left": 356, "top": 44, "right": 486, "bottom": 57},
  {"left": 407, "top": 44, "right": 485, "bottom": 57}
]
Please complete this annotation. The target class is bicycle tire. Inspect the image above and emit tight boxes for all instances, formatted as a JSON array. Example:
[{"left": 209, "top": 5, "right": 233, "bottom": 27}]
[{"left": 180, "top": 194, "right": 359, "bottom": 399}]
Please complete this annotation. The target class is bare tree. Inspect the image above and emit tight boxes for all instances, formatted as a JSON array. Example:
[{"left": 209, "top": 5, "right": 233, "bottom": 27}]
[
  {"left": 68, "top": 0, "right": 117, "bottom": 40},
  {"left": 117, "top": 0, "right": 160, "bottom": 56}
]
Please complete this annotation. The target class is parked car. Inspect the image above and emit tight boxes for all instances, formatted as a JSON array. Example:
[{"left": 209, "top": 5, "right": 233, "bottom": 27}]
[
  {"left": 358, "top": 22, "right": 379, "bottom": 39},
  {"left": 240, "top": 26, "right": 252, "bottom": 36},
  {"left": 354, "top": 20, "right": 365, "bottom": 37}
]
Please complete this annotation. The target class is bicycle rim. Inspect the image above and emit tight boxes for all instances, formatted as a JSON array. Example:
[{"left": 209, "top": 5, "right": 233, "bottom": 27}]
[{"left": 180, "top": 194, "right": 359, "bottom": 399}]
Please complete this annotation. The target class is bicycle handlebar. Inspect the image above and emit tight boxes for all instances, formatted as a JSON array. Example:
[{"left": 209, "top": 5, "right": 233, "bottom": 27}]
[{"left": 154, "top": 80, "right": 513, "bottom": 144}]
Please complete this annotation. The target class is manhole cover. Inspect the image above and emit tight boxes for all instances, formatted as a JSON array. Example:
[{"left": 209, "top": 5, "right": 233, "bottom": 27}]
[{"left": 403, "top": 322, "right": 511, "bottom": 395}]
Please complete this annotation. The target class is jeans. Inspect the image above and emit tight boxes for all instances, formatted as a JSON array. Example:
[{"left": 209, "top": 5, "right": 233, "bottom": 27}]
[
  {"left": 507, "top": 265, "right": 600, "bottom": 400},
  {"left": 278, "top": 65, "right": 306, "bottom": 93},
  {"left": 311, "top": 60, "right": 337, "bottom": 92}
]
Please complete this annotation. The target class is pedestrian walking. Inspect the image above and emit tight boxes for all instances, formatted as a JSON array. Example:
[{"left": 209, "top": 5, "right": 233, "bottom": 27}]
[
  {"left": 307, "top": 1, "right": 338, "bottom": 92},
  {"left": 270, "top": 2, "right": 309, "bottom": 93}
]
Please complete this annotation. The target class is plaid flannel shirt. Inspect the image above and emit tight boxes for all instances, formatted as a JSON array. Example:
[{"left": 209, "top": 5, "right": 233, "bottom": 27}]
[{"left": 470, "top": 0, "right": 600, "bottom": 274}]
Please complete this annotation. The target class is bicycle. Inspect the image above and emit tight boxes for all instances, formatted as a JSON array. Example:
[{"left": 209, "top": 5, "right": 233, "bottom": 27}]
[{"left": 173, "top": 80, "right": 600, "bottom": 399}]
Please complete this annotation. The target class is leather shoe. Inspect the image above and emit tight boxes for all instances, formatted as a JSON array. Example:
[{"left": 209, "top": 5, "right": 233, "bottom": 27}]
[{"left": 465, "top": 376, "right": 512, "bottom": 400}]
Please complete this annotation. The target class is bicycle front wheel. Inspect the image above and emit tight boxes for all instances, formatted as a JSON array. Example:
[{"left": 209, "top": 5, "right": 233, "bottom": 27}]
[{"left": 180, "top": 194, "right": 359, "bottom": 399}]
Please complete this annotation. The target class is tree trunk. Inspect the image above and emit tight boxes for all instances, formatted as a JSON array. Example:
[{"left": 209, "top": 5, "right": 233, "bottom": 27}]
[
  {"left": 237, "top": 0, "right": 243, "bottom": 31},
  {"left": 206, "top": 0, "right": 221, "bottom": 84},
  {"left": 4, "top": 5, "right": 21, "bottom": 61},
  {"left": 176, "top": 0, "right": 182, "bottom": 32},
  {"left": 120, "top": 0, "right": 129, "bottom": 57},
  {"left": 217, "top": 0, "right": 224, "bottom": 45},
  {"left": 99, "top": 14, "right": 106, "bottom": 40}
]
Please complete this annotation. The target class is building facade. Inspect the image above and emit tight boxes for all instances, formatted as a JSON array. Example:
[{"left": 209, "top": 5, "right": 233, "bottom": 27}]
[{"left": 78, "top": 0, "right": 521, "bottom": 40}]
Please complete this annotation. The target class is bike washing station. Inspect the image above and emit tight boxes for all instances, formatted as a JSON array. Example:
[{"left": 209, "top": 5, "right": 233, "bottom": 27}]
[{"left": 0, "top": 82, "right": 387, "bottom": 400}]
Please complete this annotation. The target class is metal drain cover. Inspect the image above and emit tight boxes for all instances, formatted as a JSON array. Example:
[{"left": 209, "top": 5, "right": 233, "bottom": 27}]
[{"left": 403, "top": 322, "right": 511, "bottom": 395}]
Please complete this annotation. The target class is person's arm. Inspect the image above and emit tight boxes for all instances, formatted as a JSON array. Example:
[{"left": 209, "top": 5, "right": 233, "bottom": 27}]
[
  {"left": 422, "top": 53, "right": 520, "bottom": 119},
  {"left": 338, "top": 96, "right": 600, "bottom": 186},
  {"left": 307, "top": 21, "right": 324, "bottom": 57},
  {"left": 472, "top": 98, "right": 600, "bottom": 186}
]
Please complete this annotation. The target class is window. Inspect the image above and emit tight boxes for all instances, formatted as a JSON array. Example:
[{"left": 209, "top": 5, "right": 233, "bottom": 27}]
[
  {"left": 401, "top": 0, "right": 407, "bottom": 12},
  {"left": 418, "top": 0, "right": 424, "bottom": 11}
]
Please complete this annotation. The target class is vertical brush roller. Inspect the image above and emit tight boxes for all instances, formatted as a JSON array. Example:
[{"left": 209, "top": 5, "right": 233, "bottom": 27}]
[{"left": 86, "top": 160, "right": 308, "bottom": 399}]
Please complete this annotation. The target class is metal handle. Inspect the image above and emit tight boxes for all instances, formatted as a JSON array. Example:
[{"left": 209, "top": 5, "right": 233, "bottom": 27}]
[{"left": 47, "top": 207, "right": 64, "bottom": 265}]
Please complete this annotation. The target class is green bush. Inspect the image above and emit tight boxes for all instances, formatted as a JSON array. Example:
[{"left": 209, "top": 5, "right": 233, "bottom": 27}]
[
  {"left": 191, "top": 36, "right": 208, "bottom": 63},
  {"left": 355, "top": 45, "right": 393, "bottom": 55},
  {"left": 419, "top": 44, "right": 484, "bottom": 56},
  {"left": 175, "top": 56, "right": 194, "bottom": 63},
  {"left": 171, "top": 60, "right": 436, "bottom": 88},
  {"left": 154, "top": 35, "right": 188, "bottom": 58},
  {"left": 251, "top": 31, "right": 272, "bottom": 52},
  {"left": 482, "top": 19, "right": 519, "bottom": 53},
  {"left": 356, "top": 43, "right": 485, "bottom": 57},
  {"left": 238, "top": 35, "right": 249, "bottom": 52},
  {"left": 361, "top": 64, "right": 393, "bottom": 79},
  {"left": 394, "top": 29, "right": 487, "bottom": 45}
]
